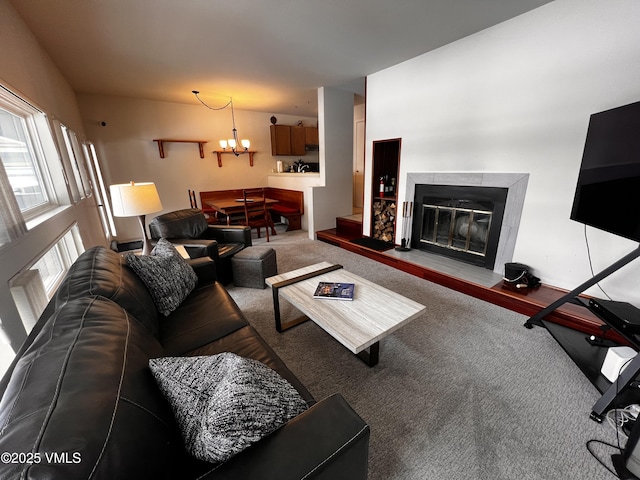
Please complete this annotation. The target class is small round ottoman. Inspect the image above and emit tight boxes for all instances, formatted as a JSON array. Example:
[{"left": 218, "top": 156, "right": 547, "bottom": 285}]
[{"left": 231, "top": 246, "right": 277, "bottom": 289}]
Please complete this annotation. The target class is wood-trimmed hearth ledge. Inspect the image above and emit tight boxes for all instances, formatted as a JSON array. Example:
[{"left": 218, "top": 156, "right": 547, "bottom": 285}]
[{"left": 316, "top": 227, "right": 610, "bottom": 341}]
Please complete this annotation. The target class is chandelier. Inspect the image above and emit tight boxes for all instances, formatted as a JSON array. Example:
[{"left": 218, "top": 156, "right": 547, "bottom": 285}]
[{"left": 192, "top": 90, "right": 250, "bottom": 156}]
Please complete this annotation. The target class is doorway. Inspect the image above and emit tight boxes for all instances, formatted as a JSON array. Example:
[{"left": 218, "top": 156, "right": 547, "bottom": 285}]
[{"left": 353, "top": 119, "right": 365, "bottom": 213}]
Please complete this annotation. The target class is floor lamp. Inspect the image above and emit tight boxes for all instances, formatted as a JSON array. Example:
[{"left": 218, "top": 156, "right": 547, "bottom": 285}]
[{"left": 110, "top": 181, "right": 163, "bottom": 255}]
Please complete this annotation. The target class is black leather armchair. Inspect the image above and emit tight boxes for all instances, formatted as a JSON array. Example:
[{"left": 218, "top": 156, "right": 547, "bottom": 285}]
[{"left": 149, "top": 208, "right": 251, "bottom": 284}]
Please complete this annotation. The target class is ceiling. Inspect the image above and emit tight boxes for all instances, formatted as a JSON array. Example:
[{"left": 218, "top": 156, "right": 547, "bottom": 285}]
[{"left": 9, "top": 0, "right": 552, "bottom": 117}]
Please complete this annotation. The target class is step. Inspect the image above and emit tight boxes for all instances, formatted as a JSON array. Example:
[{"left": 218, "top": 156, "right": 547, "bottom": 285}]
[
  {"left": 315, "top": 229, "right": 604, "bottom": 337},
  {"left": 336, "top": 215, "right": 363, "bottom": 240}
]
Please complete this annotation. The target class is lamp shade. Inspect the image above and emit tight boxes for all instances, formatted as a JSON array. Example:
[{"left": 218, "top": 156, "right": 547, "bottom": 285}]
[{"left": 109, "top": 182, "right": 162, "bottom": 217}]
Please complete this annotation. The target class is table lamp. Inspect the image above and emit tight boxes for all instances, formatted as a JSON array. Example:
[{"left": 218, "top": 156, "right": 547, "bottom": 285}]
[{"left": 110, "top": 181, "right": 162, "bottom": 255}]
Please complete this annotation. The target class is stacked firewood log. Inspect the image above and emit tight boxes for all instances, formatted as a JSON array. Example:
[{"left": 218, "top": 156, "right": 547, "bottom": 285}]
[{"left": 372, "top": 201, "right": 396, "bottom": 242}]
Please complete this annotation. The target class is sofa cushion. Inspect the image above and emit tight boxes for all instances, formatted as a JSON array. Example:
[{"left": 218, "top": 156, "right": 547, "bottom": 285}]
[
  {"left": 54, "top": 245, "right": 159, "bottom": 336},
  {"left": 126, "top": 238, "right": 198, "bottom": 316},
  {"left": 149, "top": 353, "right": 308, "bottom": 464},
  {"left": 149, "top": 208, "right": 208, "bottom": 239},
  {"left": 0, "top": 296, "right": 183, "bottom": 480},
  {"left": 185, "top": 325, "right": 316, "bottom": 407},
  {"left": 159, "top": 282, "right": 248, "bottom": 355}
]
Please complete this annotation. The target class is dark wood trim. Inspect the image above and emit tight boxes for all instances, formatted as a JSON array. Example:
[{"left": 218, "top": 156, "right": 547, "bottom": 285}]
[
  {"left": 336, "top": 217, "right": 363, "bottom": 240},
  {"left": 316, "top": 228, "right": 618, "bottom": 340}
]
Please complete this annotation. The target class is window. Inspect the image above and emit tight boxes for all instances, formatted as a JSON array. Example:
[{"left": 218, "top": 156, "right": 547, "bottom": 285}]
[
  {"left": 0, "top": 321, "right": 14, "bottom": 378},
  {"left": 0, "top": 86, "right": 65, "bottom": 248},
  {"left": 60, "top": 124, "right": 91, "bottom": 199},
  {"left": 0, "top": 83, "right": 93, "bottom": 374},
  {"left": 32, "top": 226, "right": 82, "bottom": 295},
  {"left": 31, "top": 242, "right": 65, "bottom": 293},
  {"left": 0, "top": 110, "right": 48, "bottom": 211},
  {"left": 9, "top": 226, "right": 83, "bottom": 333},
  {"left": 84, "top": 142, "right": 117, "bottom": 238},
  {"left": 0, "top": 96, "right": 55, "bottom": 219}
]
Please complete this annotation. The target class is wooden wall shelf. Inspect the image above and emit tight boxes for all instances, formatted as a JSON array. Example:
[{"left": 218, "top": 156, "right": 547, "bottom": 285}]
[
  {"left": 153, "top": 139, "right": 207, "bottom": 158},
  {"left": 213, "top": 150, "right": 256, "bottom": 167}
]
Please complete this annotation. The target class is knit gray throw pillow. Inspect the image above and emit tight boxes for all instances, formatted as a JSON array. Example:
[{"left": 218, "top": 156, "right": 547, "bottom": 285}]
[
  {"left": 149, "top": 353, "right": 308, "bottom": 464},
  {"left": 126, "top": 238, "right": 197, "bottom": 316}
]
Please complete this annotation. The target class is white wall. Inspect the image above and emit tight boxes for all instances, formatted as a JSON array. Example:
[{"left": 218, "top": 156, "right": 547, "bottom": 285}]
[
  {"left": 365, "top": 0, "right": 640, "bottom": 304},
  {"left": 266, "top": 174, "right": 322, "bottom": 231},
  {"left": 78, "top": 94, "right": 318, "bottom": 240},
  {"left": 0, "top": 1, "right": 85, "bottom": 134},
  {"left": 308, "top": 87, "right": 355, "bottom": 236}
]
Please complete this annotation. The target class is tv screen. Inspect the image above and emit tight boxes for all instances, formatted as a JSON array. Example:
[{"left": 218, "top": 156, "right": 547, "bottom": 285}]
[{"left": 570, "top": 100, "right": 640, "bottom": 242}]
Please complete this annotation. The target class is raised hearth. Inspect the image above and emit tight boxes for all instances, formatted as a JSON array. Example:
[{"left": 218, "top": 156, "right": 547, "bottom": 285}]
[{"left": 315, "top": 226, "right": 605, "bottom": 337}]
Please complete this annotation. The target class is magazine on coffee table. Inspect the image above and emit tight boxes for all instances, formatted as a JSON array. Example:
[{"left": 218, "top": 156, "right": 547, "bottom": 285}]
[{"left": 313, "top": 282, "right": 355, "bottom": 301}]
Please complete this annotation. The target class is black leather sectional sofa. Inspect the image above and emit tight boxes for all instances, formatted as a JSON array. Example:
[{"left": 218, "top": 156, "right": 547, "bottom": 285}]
[{"left": 0, "top": 245, "right": 369, "bottom": 479}]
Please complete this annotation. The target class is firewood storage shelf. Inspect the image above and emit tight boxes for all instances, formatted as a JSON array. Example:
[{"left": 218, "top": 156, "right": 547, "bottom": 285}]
[{"left": 370, "top": 139, "right": 401, "bottom": 243}]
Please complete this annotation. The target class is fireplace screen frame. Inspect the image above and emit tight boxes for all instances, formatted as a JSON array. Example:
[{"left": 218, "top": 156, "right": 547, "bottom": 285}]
[
  {"left": 419, "top": 203, "right": 493, "bottom": 257},
  {"left": 411, "top": 184, "right": 507, "bottom": 269}
]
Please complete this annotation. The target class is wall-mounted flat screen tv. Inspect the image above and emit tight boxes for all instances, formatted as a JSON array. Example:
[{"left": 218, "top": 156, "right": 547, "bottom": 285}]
[{"left": 570, "top": 100, "right": 640, "bottom": 243}]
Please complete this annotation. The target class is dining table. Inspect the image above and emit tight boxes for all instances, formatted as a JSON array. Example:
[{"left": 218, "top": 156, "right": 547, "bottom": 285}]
[{"left": 205, "top": 197, "right": 279, "bottom": 235}]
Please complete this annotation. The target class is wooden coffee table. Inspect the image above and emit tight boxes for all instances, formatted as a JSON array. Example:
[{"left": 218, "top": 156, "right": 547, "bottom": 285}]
[{"left": 265, "top": 262, "right": 426, "bottom": 366}]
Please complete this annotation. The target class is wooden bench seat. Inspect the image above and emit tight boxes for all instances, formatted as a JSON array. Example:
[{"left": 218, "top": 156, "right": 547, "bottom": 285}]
[
  {"left": 264, "top": 187, "right": 303, "bottom": 231},
  {"left": 271, "top": 204, "right": 298, "bottom": 214}
]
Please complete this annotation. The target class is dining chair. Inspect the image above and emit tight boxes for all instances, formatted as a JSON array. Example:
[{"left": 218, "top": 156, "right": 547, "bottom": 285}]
[
  {"left": 188, "top": 189, "right": 198, "bottom": 208},
  {"left": 193, "top": 189, "right": 223, "bottom": 225},
  {"left": 242, "top": 188, "right": 270, "bottom": 242}
]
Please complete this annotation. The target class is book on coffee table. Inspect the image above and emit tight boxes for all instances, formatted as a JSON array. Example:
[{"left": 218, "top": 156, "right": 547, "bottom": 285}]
[{"left": 313, "top": 282, "right": 355, "bottom": 301}]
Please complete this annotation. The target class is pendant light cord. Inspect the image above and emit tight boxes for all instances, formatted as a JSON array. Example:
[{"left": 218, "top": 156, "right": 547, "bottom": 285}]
[
  {"left": 192, "top": 90, "right": 232, "bottom": 111},
  {"left": 192, "top": 90, "right": 246, "bottom": 155}
]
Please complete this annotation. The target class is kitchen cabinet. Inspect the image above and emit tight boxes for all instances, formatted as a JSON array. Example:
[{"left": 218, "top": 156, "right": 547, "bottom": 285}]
[
  {"left": 290, "top": 126, "right": 306, "bottom": 155},
  {"left": 270, "top": 125, "right": 291, "bottom": 155},
  {"left": 270, "top": 125, "right": 318, "bottom": 156},
  {"left": 304, "top": 127, "right": 319, "bottom": 146}
]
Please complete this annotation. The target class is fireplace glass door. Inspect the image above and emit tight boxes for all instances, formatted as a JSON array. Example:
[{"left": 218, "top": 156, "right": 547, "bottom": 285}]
[
  {"left": 420, "top": 202, "right": 493, "bottom": 258},
  {"left": 411, "top": 184, "right": 508, "bottom": 270}
]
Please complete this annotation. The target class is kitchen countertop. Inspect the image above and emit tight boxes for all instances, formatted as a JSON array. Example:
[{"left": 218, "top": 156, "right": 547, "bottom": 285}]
[{"left": 268, "top": 172, "right": 320, "bottom": 177}]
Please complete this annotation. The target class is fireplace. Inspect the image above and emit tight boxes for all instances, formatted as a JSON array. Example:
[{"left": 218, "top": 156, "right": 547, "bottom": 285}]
[
  {"left": 394, "top": 173, "right": 529, "bottom": 274},
  {"left": 412, "top": 184, "right": 508, "bottom": 269}
]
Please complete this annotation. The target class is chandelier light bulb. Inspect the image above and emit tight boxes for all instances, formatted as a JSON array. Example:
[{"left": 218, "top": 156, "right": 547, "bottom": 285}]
[
  {"left": 228, "top": 138, "right": 237, "bottom": 149},
  {"left": 219, "top": 140, "right": 228, "bottom": 149},
  {"left": 241, "top": 139, "right": 250, "bottom": 149}
]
